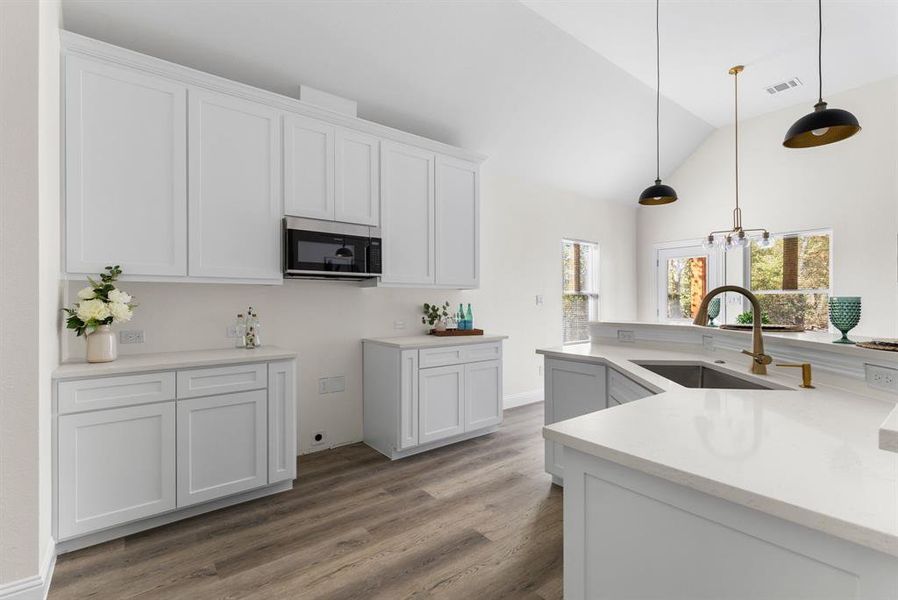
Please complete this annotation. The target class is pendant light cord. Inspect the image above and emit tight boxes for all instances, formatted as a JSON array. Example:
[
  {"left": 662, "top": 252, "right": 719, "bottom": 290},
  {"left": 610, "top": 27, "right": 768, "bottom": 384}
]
[
  {"left": 655, "top": 0, "right": 661, "bottom": 181},
  {"left": 733, "top": 67, "right": 741, "bottom": 229},
  {"left": 817, "top": 0, "right": 823, "bottom": 103}
]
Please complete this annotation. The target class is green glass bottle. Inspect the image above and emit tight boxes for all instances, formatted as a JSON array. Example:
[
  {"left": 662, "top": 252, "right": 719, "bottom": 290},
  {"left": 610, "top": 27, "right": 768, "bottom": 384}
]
[{"left": 465, "top": 304, "right": 474, "bottom": 330}]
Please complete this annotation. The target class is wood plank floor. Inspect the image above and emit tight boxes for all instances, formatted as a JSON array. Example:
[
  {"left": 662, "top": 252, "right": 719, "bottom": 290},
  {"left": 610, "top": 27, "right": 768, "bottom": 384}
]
[{"left": 49, "top": 402, "right": 562, "bottom": 600}]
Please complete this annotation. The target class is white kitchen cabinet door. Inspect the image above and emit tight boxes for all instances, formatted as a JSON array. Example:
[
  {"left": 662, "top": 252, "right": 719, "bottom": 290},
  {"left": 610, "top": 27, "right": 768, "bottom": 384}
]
[
  {"left": 177, "top": 390, "right": 267, "bottom": 507},
  {"left": 464, "top": 359, "right": 502, "bottom": 431},
  {"left": 418, "top": 364, "right": 464, "bottom": 444},
  {"left": 398, "top": 349, "right": 419, "bottom": 450},
  {"left": 58, "top": 402, "right": 176, "bottom": 539},
  {"left": 335, "top": 128, "right": 380, "bottom": 226},
  {"left": 268, "top": 360, "right": 297, "bottom": 483},
  {"left": 544, "top": 358, "right": 606, "bottom": 482},
  {"left": 188, "top": 88, "right": 282, "bottom": 280},
  {"left": 65, "top": 56, "right": 187, "bottom": 276},
  {"left": 284, "top": 114, "right": 335, "bottom": 220},
  {"left": 380, "top": 141, "right": 435, "bottom": 285},
  {"left": 435, "top": 156, "right": 479, "bottom": 288}
]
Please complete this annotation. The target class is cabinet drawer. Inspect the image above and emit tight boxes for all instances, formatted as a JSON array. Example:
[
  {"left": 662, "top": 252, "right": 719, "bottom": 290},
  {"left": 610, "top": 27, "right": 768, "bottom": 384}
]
[
  {"left": 419, "top": 342, "right": 501, "bottom": 368},
  {"left": 608, "top": 369, "right": 654, "bottom": 405},
  {"left": 58, "top": 372, "right": 176, "bottom": 414},
  {"left": 177, "top": 363, "right": 267, "bottom": 399}
]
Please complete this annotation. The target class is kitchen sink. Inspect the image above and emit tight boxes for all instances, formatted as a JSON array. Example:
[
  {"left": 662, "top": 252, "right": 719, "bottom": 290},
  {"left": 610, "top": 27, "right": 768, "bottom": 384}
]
[{"left": 633, "top": 362, "right": 785, "bottom": 390}]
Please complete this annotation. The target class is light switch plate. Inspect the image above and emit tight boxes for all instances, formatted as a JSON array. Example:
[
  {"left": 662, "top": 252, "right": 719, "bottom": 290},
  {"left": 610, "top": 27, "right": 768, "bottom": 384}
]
[
  {"left": 703, "top": 335, "right": 714, "bottom": 351},
  {"left": 617, "top": 330, "right": 635, "bottom": 343}
]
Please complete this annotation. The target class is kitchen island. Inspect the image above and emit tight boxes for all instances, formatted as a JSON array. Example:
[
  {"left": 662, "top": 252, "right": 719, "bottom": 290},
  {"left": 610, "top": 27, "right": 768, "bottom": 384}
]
[{"left": 540, "top": 323, "right": 898, "bottom": 599}]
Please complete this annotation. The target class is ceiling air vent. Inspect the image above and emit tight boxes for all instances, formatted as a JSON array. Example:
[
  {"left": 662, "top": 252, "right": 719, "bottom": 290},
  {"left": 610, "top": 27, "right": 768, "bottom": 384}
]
[{"left": 765, "top": 77, "right": 803, "bottom": 95}]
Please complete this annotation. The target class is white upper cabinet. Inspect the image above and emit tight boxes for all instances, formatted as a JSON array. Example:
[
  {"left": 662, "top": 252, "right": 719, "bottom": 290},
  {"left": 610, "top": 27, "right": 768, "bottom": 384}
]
[
  {"left": 65, "top": 56, "right": 187, "bottom": 276},
  {"left": 435, "top": 156, "right": 479, "bottom": 288},
  {"left": 188, "top": 88, "right": 282, "bottom": 280},
  {"left": 380, "top": 141, "right": 435, "bottom": 285},
  {"left": 335, "top": 128, "right": 380, "bottom": 226},
  {"left": 284, "top": 114, "right": 335, "bottom": 220}
]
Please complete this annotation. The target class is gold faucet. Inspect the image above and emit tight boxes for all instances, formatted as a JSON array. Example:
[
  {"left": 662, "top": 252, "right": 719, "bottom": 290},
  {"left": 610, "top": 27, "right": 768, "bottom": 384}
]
[{"left": 693, "top": 285, "right": 772, "bottom": 375}]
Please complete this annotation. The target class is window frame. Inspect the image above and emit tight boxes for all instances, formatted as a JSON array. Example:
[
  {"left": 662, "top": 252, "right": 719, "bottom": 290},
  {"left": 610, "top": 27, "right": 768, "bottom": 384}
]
[
  {"left": 742, "top": 227, "right": 834, "bottom": 329},
  {"left": 561, "top": 238, "right": 600, "bottom": 345}
]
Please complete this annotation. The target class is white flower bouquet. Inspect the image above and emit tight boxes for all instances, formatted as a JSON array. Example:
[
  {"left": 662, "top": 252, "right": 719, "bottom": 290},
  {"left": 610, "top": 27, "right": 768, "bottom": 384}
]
[{"left": 63, "top": 265, "right": 137, "bottom": 336}]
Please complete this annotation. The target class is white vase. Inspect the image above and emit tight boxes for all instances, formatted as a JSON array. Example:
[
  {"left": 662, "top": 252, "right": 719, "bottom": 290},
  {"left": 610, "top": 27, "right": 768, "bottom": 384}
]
[
  {"left": 86, "top": 325, "right": 117, "bottom": 363},
  {"left": 433, "top": 320, "right": 447, "bottom": 333}
]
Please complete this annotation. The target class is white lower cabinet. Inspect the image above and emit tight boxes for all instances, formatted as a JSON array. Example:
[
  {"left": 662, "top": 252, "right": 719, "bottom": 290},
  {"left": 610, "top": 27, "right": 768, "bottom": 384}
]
[
  {"left": 419, "top": 364, "right": 465, "bottom": 444},
  {"left": 543, "top": 358, "right": 607, "bottom": 484},
  {"left": 57, "top": 402, "right": 176, "bottom": 539},
  {"left": 54, "top": 356, "right": 296, "bottom": 550},
  {"left": 363, "top": 339, "right": 505, "bottom": 459},
  {"left": 542, "top": 355, "right": 659, "bottom": 485},
  {"left": 177, "top": 389, "right": 268, "bottom": 507},
  {"left": 464, "top": 360, "right": 502, "bottom": 430}
]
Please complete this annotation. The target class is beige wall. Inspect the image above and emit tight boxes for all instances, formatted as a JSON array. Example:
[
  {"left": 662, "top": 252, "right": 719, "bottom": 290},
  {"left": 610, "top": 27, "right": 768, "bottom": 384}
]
[
  {"left": 39, "top": 0, "right": 62, "bottom": 567},
  {"left": 62, "top": 169, "right": 638, "bottom": 453},
  {"left": 1, "top": 0, "right": 41, "bottom": 584},
  {"left": 637, "top": 77, "right": 898, "bottom": 338}
]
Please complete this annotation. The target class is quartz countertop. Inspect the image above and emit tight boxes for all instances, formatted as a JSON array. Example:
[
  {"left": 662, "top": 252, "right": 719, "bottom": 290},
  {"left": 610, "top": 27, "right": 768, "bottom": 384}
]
[
  {"left": 539, "top": 341, "right": 898, "bottom": 557},
  {"left": 363, "top": 333, "right": 508, "bottom": 349},
  {"left": 53, "top": 346, "right": 297, "bottom": 380}
]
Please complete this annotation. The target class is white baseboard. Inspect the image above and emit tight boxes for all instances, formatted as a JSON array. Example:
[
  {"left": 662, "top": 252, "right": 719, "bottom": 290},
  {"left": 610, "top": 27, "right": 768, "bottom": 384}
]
[
  {"left": 504, "top": 389, "right": 543, "bottom": 409},
  {"left": 0, "top": 539, "right": 56, "bottom": 600}
]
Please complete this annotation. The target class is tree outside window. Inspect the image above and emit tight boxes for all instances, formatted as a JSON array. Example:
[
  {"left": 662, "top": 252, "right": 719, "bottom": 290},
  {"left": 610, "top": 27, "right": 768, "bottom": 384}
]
[
  {"left": 748, "top": 231, "right": 831, "bottom": 330},
  {"left": 562, "top": 240, "right": 599, "bottom": 343}
]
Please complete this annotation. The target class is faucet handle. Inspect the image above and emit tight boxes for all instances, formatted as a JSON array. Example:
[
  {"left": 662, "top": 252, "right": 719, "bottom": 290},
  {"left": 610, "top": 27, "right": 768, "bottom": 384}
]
[
  {"left": 741, "top": 349, "right": 773, "bottom": 365},
  {"left": 776, "top": 363, "right": 815, "bottom": 389}
]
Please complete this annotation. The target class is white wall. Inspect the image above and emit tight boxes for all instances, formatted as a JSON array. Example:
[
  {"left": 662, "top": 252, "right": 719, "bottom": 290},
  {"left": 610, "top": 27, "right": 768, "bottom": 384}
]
[
  {"left": 62, "top": 169, "right": 637, "bottom": 453},
  {"left": 38, "top": 0, "right": 62, "bottom": 569},
  {"left": 0, "top": 0, "right": 42, "bottom": 586},
  {"left": 637, "top": 77, "right": 898, "bottom": 338}
]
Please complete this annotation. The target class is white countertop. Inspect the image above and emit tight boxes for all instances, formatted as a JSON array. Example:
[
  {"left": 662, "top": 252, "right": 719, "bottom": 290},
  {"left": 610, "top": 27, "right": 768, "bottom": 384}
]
[
  {"left": 363, "top": 333, "right": 508, "bottom": 349},
  {"left": 540, "top": 341, "right": 898, "bottom": 557},
  {"left": 53, "top": 346, "right": 297, "bottom": 380}
]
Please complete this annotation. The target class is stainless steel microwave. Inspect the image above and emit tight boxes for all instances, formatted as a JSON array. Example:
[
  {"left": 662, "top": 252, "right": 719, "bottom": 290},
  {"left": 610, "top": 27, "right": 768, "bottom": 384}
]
[{"left": 283, "top": 217, "right": 382, "bottom": 280}]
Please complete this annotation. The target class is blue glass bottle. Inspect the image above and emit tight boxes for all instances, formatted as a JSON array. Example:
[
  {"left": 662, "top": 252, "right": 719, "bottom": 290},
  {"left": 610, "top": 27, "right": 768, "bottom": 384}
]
[
  {"left": 458, "top": 304, "right": 467, "bottom": 330},
  {"left": 465, "top": 304, "right": 474, "bottom": 330}
]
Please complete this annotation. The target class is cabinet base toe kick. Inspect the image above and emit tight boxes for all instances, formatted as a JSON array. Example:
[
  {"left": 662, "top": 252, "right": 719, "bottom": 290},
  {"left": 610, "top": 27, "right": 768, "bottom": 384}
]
[
  {"left": 366, "top": 424, "right": 500, "bottom": 461},
  {"left": 56, "top": 479, "right": 293, "bottom": 555}
]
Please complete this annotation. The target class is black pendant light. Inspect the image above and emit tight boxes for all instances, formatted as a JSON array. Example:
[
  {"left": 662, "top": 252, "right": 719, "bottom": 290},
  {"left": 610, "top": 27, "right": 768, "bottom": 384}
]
[
  {"left": 638, "top": 0, "right": 677, "bottom": 205},
  {"left": 783, "top": 0, "right": 861, "bottom": 148}
]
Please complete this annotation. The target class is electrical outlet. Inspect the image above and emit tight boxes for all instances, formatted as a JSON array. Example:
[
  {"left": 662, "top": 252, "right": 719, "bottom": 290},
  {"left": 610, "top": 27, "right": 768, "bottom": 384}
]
[
  {"left": 318, "top": 376, "right": 346, "bottom": 394},
  {"left": 311, "top": 431, "right": 327, "bottom": 446},
  {"left": 702, "top": 335, "right": 715, "bottom": 351},
  {"left": 617, "top": 330, "right": 635, "bottom": 343},
  {"left": 119, "top": 330, "right": 144, "bottom": 344},
  {"left": 865, "top": 364, "right": 898, "bottom": 393},
  {"left": 393, "top": 320, "right": 406, "bottom": 330},
  {"left": 535, "top": 295, "right": 544, "bottom": 306}
]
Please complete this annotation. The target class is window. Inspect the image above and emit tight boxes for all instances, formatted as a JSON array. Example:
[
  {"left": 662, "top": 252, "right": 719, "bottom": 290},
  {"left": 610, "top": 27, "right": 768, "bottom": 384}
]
[
  {"left": 656, "top": 243, "right": 720, "bottom": 323},
  {"left": 747, "top": 230, "right": 831, "bottom": 330},
  {"left": 562, "top": 240, "right": 599, "bottom": 343}
]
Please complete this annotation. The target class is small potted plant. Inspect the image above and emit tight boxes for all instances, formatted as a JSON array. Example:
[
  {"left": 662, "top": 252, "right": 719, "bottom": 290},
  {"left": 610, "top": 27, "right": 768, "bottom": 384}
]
[
  {"left": 63, "top": 265, "right": 137, "bottom": 363},
  {"left": 422, "top": 301, "right": 451, "bottom": 333}
]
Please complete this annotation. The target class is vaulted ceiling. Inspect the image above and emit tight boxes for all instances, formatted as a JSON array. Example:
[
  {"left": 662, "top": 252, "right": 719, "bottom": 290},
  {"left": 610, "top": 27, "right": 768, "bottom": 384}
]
[
  {"left": 61, "top": 0, "right": 896, "bottom": 204},
  {"left": 523, "top": 0, "right": 898, "bottom": 127}
]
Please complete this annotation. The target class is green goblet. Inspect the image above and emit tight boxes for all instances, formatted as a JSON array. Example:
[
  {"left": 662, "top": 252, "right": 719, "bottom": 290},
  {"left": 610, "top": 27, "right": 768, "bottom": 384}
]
[
  {"left": 706, "top": 297, "right": 721, "bottom": 327},
  {"left": 829, "top": 297, "right": 861, "bottom": 344}
]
